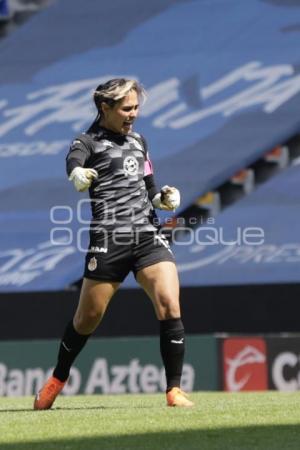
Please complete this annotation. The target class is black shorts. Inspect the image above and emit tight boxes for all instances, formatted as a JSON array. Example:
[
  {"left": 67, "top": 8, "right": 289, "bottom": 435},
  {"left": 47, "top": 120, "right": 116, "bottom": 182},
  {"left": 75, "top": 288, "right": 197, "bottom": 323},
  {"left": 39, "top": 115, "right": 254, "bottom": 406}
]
[{"left": 84, "top": 231, "right": 175, "bottom": 282}]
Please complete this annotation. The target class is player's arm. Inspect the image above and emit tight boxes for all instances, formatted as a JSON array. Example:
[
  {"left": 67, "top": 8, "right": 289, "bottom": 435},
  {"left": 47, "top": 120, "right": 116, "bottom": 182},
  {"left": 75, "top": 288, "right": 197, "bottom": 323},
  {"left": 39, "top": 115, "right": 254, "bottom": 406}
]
[
  {"left": 142, "top": 138, "right": 180, "bottom": 211},
  {"left": 66, "top": 136, "right": 98, "bottom": 192}
]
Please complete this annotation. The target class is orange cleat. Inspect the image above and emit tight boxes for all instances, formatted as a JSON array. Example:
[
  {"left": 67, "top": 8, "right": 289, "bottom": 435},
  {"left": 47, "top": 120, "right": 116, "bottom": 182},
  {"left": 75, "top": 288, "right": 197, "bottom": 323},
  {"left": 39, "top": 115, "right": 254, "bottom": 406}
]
[
  {"left": 34, "top": 376, "right": 66, "bottom": 410},
  {"left": 166, "top": 387, "right": 194, "bottom": 407}
]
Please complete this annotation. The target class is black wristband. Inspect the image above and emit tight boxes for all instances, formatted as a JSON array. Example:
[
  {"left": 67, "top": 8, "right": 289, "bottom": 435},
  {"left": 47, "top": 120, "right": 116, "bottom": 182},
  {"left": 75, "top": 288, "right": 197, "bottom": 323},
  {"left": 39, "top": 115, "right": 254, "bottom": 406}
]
[{"left": 144, "top": 174, "right": 159, "bottom": 201}]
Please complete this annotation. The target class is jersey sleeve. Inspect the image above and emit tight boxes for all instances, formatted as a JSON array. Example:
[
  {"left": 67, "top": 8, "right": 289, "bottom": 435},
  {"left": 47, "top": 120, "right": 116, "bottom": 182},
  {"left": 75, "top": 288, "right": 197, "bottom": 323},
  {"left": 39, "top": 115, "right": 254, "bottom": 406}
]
[
  {"left": 140, "top": 135, "right": 158, "bottom": 200},
  {"left": 66, "top": 134, "right": 93, "bottom": 177},
  {"left": 144, "top": 153, "right": 154, "bottom": 177},
  {"left": 139, "top": 134, "right": 154, "bottom": 176}
]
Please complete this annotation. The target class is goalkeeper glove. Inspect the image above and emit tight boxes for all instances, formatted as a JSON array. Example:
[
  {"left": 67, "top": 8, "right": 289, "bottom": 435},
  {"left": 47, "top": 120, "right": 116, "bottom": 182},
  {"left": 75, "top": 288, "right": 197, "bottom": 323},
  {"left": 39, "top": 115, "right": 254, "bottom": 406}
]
[
  {"left": 69, "top": 167, "right": 98, "bottom": 192},
  {"left": 152, "top": 185, "right": 180, "bottom": 211}
]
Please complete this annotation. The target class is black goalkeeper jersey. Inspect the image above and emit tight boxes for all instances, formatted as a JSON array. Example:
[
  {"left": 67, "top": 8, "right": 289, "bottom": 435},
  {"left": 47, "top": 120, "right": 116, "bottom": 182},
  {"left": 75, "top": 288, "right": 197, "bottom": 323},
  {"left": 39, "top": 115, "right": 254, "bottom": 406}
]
[{"left": 66, "top": 126, "right": 158, "bottom": 233}]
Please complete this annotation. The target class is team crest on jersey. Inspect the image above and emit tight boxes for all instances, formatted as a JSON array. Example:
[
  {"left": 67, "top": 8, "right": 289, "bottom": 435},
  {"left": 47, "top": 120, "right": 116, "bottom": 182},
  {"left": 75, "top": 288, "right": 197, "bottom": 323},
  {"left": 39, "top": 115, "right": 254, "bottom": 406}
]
[
  {"left": 123, "top": 156, "right": 139, "bottom": 176},
  {"left": 88, "top": 256, "right": 97, "bottom": 271}
]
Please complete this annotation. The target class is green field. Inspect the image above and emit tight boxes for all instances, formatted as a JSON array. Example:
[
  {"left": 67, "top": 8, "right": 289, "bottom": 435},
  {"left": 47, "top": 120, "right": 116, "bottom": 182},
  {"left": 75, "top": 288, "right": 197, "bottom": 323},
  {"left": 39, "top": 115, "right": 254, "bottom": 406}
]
[{"left": 1, "top": 392, "right": 300, "bottom": 450}]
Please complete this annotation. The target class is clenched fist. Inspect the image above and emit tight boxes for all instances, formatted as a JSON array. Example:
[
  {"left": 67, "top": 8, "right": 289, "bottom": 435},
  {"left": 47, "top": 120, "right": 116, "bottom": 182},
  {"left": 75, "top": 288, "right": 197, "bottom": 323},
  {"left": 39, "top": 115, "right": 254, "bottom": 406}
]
[
  {"left": 152, "top": 185, "right": 180, "bottom": 211},
  {"left": 69, "top": 167, "right": 98, "bottom": 192}
]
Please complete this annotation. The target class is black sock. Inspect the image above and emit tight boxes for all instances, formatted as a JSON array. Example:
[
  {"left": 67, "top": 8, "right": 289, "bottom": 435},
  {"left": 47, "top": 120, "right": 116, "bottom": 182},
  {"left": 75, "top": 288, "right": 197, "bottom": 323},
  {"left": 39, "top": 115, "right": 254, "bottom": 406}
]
[
  {"left": 160, "top": 318, "right": 185, "bottom": 391},
  {"left": 53, "top": 320, "right": 91, "bottom": 382}
]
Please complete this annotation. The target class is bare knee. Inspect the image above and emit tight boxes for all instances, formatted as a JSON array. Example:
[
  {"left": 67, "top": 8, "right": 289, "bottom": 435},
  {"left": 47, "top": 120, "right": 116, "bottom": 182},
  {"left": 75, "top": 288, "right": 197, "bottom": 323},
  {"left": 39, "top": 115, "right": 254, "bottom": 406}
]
[
  {"left": 155, "top": 294, "right": 180, "bottom": 320},
  {"left": 73, "top": 309, "right": 104, "bottom": 334},
  {"left": 73, "top": 280, "right": 117, "bottom": 334}
]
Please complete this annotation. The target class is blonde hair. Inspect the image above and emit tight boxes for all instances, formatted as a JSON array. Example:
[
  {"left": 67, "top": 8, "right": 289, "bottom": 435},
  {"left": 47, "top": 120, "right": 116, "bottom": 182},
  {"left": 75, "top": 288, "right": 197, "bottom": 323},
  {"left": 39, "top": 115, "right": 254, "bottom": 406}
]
[{"left": 93, "top": 78, "right": 146, "bottom": 114}]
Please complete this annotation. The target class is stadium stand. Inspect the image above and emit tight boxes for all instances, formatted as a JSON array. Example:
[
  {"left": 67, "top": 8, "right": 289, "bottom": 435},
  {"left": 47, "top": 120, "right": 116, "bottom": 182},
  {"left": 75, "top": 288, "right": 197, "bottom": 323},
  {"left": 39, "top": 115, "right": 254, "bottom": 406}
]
[
  {"left": 1, "top": 0, "right": 300, "bottom": 337},
  {"left": 1, "top": 0, "right": 300, "bottom": 293},
  {"left": 0, "top": 0, "right": 9, "bottom": 20},
  {"left": 172, "top": 161, "right": 300, "bottom": 286},
  {"left": 0, "top": 0, "right": 54, "bottom": 38}
]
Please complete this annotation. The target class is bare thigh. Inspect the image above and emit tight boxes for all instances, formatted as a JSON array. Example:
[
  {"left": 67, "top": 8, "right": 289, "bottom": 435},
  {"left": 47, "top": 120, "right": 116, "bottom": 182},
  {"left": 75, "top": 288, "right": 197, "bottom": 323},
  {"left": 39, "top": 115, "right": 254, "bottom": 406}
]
[
  {"left": 136, "top": 261, "right": 180, "bottom": 320},
  {"left": 73, "top": 278, "right": 120, "bottom": 334}
]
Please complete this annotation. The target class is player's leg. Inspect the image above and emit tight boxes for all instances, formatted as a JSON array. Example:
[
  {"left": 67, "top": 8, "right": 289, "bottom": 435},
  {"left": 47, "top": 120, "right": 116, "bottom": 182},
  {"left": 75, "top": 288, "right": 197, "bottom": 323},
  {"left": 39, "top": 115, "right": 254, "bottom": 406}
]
[
  {"left": 53, "top": 278, "right": 120, "bottom": 381},
  {"left": 136, "top": 261, "right": 193, "bottom": 407},
  {"left": 136, "top": 260, "right": 180, "bottom": 319},
  {"left": 34, "top": 278, "right": 120, "bottom": 410}
]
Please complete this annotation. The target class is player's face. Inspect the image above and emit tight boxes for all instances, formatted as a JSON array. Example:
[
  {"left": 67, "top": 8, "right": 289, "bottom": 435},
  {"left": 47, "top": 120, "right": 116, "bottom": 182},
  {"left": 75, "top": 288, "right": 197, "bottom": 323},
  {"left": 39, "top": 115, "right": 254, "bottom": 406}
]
[{"left": 101, "top": 90, "right": 139, "bottom": 135}]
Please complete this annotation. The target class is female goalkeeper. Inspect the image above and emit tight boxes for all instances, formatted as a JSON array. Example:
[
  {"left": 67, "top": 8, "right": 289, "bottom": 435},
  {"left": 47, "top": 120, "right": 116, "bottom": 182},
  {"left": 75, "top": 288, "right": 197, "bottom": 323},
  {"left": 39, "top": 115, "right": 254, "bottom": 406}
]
[{"left": 34, "top": 78, "right": 193, "bottom": 409}]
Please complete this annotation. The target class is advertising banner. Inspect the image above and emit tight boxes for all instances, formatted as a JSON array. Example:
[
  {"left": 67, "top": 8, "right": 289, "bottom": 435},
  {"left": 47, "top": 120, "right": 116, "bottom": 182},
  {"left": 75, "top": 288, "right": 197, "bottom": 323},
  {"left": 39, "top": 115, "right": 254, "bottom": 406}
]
[
  {"left": 266, "top": 337, "right": 300, "bottom": 392},
  {"left": 221, "top": 335, "right": 300, "bottom": 392},
  {"left": 222, "top": 337, "right": 268, "bottom": 391},
  {"left": 0, "top": 335, "right": 218, "bottom": 396}
]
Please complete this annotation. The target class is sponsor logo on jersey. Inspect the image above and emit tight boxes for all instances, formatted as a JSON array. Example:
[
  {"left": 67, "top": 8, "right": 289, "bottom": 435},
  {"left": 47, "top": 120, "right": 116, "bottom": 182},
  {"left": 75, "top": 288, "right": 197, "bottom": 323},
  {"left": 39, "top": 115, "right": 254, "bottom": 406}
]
[
  {"left": 123, "top": 156, "right": 139, "bottom": 176},
  {"left": 222, "top": 338, "right": 268, "bottom": 391},
  {"left": 90, "top": 246, "right": 108, "bottom": 253},
  {"left": 101, "top": 139, "right": 113, "bottom": 146},
  {"left": 88, "top": 256, "right": 97, "bottom": 271}
]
